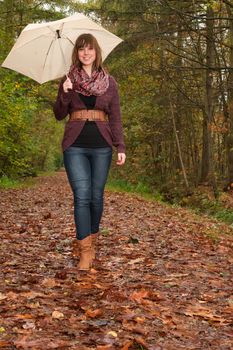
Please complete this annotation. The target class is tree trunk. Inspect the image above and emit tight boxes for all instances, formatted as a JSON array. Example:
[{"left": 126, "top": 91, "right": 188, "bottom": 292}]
[
  {"left": 226, "top": 4, "right": 233, "bottom": 184},
  {"left": 200, "top": 6, "right": 217, "bottom": 195}
]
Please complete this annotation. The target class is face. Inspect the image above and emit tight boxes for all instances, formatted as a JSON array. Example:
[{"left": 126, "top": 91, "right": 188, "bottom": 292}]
[{"left": 78, "top": 44, "right": 96, "bottom": 67}]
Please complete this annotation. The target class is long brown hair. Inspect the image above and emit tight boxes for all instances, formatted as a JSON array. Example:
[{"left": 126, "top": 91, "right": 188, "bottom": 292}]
[{"left": 71, "top": 34, "right": 103, "bottom": 70}]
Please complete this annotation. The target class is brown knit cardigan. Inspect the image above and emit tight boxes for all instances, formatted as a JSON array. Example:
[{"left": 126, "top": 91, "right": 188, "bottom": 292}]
[{"left": 53, "top": 76, "right": 125, "bottom": 153}]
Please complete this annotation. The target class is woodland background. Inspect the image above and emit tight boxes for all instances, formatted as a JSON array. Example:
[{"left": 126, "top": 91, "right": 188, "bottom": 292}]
[{"left": 1, "top": 0, "right": 233, "bottom": 206}]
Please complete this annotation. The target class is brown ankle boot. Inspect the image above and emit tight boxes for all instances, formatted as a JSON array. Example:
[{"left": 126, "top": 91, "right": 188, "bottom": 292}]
[
  {"left": 78, "top": 235, "right": 93, "bottom": 270},
  {"left": 91, "top": 232, "right": 99, "bottom": 260}
]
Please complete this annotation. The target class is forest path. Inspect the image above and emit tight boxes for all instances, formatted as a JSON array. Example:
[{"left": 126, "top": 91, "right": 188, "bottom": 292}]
[{"left": 0, "top": 171, "right": 232, "bottom": 350}]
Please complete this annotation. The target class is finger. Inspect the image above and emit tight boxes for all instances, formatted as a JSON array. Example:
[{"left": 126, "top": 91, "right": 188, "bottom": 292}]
[
  {"left": 65, "top": 76, "right": 71, "bottom": 83},
  {"left": 116, "top": 156, "right": 124, "bottom": 165}
]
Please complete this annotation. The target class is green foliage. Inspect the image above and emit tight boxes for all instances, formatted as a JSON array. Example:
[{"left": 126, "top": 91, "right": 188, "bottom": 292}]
[
  {"left": 214, "top": 208, "right": 233, "bottom": 225},
  {"left": 107, "top": 176, "right": 164, "bottom": 201},
  {"left": 180, "top": 190, "right": 233, "bottom": 226},
  {"left": 0, "top": 176, "right": 20, "bottom": 189},
  {"left": 0, "top": 1, "right": 88, "bottom": 181},
  {"left": 0, "top": 65, "right": 63, "bottom": 178}
]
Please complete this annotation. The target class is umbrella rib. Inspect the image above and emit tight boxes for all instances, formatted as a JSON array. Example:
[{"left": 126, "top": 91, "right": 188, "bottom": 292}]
[
  {"left": 62, "top": 35, "right": 75, "bottom": 46},
  {"left": 42, "top": 37, "right": 56, "bottom": 71}
]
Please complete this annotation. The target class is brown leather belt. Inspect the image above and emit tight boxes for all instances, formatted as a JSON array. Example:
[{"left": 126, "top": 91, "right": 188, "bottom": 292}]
[{"left": 70, "top": 110, "right": 108, "bottom": 122}]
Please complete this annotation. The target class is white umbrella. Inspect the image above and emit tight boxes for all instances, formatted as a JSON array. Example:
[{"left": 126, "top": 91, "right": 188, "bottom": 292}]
[{"left": 1, "top": 13, "right": 123, "bottom": 84}]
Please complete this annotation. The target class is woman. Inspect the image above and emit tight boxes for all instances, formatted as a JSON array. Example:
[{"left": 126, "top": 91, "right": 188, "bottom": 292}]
[{"left": 53, "top": 33, "right": 126, "bottom": 271}]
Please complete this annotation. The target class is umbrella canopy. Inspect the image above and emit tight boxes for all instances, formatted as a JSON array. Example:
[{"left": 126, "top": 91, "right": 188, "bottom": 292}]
[{"left": 1, "top": 13, "right": 123, "bottom": 84}]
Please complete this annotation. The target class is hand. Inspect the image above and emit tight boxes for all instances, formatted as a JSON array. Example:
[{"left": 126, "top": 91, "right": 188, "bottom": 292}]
[
  {"left": 116, "top": 153, "right": 126, "bottom": 166},
  {"left": 63, "top": 77, "right": 73, "bottom": 93}
]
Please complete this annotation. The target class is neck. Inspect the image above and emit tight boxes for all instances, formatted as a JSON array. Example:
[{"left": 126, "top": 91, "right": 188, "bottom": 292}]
[{"left": 83, "top": 64, "right": 93, "bottom": 77}]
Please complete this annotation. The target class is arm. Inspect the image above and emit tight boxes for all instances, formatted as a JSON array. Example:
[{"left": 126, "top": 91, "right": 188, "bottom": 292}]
[
  {"left": 53, "top": 78, "right": 72, "bottom": 121},
  {"left": 108, "top": 78, "right": 126, "bottom": 155}
]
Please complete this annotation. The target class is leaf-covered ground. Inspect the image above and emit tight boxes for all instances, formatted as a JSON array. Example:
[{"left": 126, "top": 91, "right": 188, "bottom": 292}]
[{"left": 0, "top": 171, "right": 232, "bottom": 350}]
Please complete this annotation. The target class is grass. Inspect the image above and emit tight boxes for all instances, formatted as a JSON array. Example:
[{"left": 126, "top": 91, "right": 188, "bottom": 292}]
[
  {"left": 106, "top": 178, "right": 164, "bottom": 202},
  {"left": 0, "top": 175, "right": 37, "bottom": 189},
  {"left": 0, "top": 170, "right": 60, "bottom": 190},
  {"left": 0, "top": 176, "right": 22, "bottom": 189},
  {"left": 214, "top": 207, "right": 233, "bottom": 225},
  {"left": 190, "top": 198, "right": 233, "bottom": 226}
]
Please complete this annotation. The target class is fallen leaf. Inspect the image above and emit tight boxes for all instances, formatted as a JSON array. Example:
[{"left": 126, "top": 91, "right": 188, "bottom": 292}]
[
  {"left": 97, "top": 345, "right": 112, "bottom": 350},
  {"left": 52, "top": 311, "right": 64, "bottom": 319},
  {"left": 121, "top": 341, "right": 133, "bottom": 350},
  {"left": 130, "top": 289, "right": 149, "bottom": 303},
  {"left": 128, "top": 258, "right": 144, "bottom": 264},
  {"left": 85, "top": 308, "right": 102, "bottom": 318},
  {"left": 0, "top": 341, "right": 11, "bottom": 348},
  {"left": 134, "top": 336, "right": 149, "bottom": 349},
  {"left": 106, "top": 331, "right": 118, "bottom": 337},
  {"left": 184, "top": 305, "right": 228, "bottom": 323},
  {"left": 14, "top": 336, "right": 73, "bottom": 349},
  {"left": 55, "top": 270, "right": 67, "bottom": 279},
  {"left": 42, "top": 278, "right": 58, "bottom": 288},
  {"left": 25, "top": 301, "right": 40, "bottom": 309},
  {"left": 14, "top": 314, "right": 34, "bottom": 320},
  {"left": 135, "top": 316, "right": 145, "bottom": 323},
  {"left": 0, "top": 293, "right": 6, "bottom": 301},
  {"left": 22, "top": 321, "right": 36, "bottom": 330}
]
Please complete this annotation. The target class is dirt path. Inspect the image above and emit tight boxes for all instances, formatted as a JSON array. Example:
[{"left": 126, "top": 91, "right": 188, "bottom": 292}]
[{"left": 0, "top": 171, "right": 232, "bottom": 350}]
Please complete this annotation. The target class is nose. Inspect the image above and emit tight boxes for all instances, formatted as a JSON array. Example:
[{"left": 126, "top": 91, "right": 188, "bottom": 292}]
[{"left": 84, "top": 47, "right": 89, "bottom": 55}]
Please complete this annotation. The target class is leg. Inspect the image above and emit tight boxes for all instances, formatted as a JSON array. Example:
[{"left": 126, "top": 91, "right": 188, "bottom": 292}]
[
  {"left": 90, "top": 147, "right": 112, "bottom": 234},
  {"left": 63, "top": 147, "right": 91, "bottom": 240}
]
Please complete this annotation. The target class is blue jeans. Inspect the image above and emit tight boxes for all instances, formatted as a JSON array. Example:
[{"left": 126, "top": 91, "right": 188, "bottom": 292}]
[{"left": 63, "top": 147, "right": 112, "bottom": 240}]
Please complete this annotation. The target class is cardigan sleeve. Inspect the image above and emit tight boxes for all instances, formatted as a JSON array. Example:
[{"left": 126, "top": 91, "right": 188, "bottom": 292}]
[
  {"left": 53, "top": 78, "right": 72, "bottom": 120},
  {"left": 108, "top": 77, "right": 126, "bottom": 153}
]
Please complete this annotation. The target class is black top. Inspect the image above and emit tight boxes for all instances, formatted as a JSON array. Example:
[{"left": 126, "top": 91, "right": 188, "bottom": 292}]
[{"left": 71, "top": 94, "right": 110, "bottom": 148}]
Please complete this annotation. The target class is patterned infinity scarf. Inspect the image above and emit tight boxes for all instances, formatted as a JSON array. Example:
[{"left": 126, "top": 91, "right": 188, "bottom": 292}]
[{"left": 68, "top": 65, "right": 109, "bottom": 96}]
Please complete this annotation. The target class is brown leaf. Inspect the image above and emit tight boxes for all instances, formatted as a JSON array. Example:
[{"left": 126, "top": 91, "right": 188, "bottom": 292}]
[
  {"left": 55, "top": 270, "right": 67, "bottom": 279},
  {"left": 134, "top": 316, "right": 145, "bottom": 324},
  {"left": 134, "top": 337, "right": 149, "bottom": 349},
  {"left": 6, "top": 291, "right": 19, "bottom": 300},
  {"left": 184, "top": 305, "right": 228, "bottom": 323},
  {"left": 0, "top": 341, "right": 11, "bottom": 348},
  {"left": 85, "top": 308, "right": 102, "bottom": 318},
  {"left": 0, "top": 293, "right": 6, "bottom": 300},
  {"left": 20, "top": 291, "right": 45, "bottom": 299},
  {"left": 121, "top": 342, "right": 133, "bottom": 350},
  {"left": 25, "top": 301, "right": 40, "bottom": 309},
  {"left": 96, "top": 345, "right": 112, "bottom": 350},
  {"left": 43, "top": 212, "right": 52, "bottom": 219},
  {"left": 14, "top": 336, "right": 74, "bottom": 349},
  {"left": 52, "top": 310, "right": 64, "bottom": 319},
  {"left": 14, "top": 314, "right": 34, "bottom": 320},
  {"left": 130, "top": 289, "right": 149, "bottom": 303},
  {"left": 41, "top": 277, "right": 58, "bottom": 288}
]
